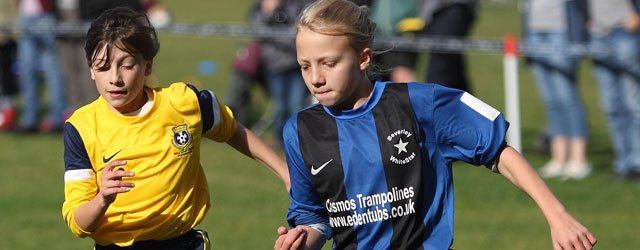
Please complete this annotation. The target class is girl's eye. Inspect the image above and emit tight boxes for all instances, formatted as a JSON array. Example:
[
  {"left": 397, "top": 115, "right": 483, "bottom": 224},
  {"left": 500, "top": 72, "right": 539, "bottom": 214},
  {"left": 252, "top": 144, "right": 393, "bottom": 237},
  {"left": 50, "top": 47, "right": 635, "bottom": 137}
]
[
  {"left": 93, "top": 65, "right": 110, "bottom": 72},
  {"left": 92, "top": 61, "right": 110, "bottom": 71}
]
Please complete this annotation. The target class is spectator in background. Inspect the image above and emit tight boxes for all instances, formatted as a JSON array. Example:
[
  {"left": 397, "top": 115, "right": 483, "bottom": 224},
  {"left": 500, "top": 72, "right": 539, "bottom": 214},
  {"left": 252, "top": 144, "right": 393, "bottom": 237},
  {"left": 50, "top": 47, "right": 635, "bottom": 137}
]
[
  {"left": 225, "top": 1, "right": 268, "bottom": 128},
  {"left": 142, "top": 0, "right": 172, "bottom": 29},
  {"left": 523, "top": 0, "right": 592, "bottom": 180},
  {"left": 367, "top": 0, "right": 478, "bottom": 91},
  {"left": 371, "top": 0, "right": 420, "bottom": 83},
  {"left": 79, "top": 0, "right": 143, "bottom": 20},
  {"left": 349, "top": 0, "right": 372, "bottom": 6},
  {"left": 16, "top": 0, "right": 66, "bottom": 133},
  {"left": 251, "top": 0, "right": 311, "bottom": 146},
  {"left": 226, "top": 44, "right": 268, "bottom": 127},
  {"left": 56, "top": 0, "right": 98, "bottom": 114},
  {"left": 417, "top": 0, "right": 478, "bottom": 92},
  {"left": 588, "top": 0, "right": 640, "bottom": 181},
  {"left": 0, "top": 0, "right": 18, "bottom": 131}
]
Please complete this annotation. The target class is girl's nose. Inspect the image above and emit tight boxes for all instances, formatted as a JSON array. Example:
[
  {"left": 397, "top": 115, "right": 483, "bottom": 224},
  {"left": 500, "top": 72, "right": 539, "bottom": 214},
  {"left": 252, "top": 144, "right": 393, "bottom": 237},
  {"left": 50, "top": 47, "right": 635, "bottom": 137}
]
[
  {"left": 109, "top": 69, "right": 123, "bottom": 86},
  {"left": 310, "top": 68, "right": 325, "bottom": 87}
]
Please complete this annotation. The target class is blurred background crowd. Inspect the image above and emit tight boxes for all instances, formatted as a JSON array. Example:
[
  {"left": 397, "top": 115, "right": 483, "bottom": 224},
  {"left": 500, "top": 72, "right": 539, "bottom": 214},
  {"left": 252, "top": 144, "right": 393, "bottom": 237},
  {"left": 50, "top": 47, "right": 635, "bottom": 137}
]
[{"left": 1, "top": 0, "right": 639, "bottom": 182}]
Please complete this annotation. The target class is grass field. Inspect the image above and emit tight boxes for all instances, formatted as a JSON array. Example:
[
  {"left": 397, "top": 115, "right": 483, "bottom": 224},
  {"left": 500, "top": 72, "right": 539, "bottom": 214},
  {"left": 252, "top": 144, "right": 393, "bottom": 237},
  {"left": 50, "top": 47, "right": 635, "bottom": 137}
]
[{"left": 0, "top": 1, "right": 638, "bottom": 249}]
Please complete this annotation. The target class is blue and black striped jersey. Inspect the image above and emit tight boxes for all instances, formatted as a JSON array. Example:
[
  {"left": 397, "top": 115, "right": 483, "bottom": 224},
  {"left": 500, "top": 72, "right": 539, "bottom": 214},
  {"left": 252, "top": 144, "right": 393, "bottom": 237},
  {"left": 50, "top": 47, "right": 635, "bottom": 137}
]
[{"left": 284, "top": 81, "right": 509, "bottom": 249}]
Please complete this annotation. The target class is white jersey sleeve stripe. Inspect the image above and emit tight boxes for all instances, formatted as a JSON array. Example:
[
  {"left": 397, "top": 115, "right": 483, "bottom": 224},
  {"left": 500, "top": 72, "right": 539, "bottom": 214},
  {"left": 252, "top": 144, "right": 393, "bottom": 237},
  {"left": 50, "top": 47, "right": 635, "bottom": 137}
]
[
  {"left": 64, "top": 169, "right": 95, "bottom": 182},
  {"left": 207, "top": 90, "right": 222, "bottom": 132},
  {"left": 460, "top": 92, "right": 500, "bottom": 121}
]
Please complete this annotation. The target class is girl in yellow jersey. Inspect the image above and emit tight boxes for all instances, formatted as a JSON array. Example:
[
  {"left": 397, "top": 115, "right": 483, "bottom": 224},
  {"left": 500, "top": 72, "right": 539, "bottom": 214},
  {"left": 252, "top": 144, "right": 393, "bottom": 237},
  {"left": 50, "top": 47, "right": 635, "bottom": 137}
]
[{"left": 62, "top": 7, "right": 290, "bottom": 249}]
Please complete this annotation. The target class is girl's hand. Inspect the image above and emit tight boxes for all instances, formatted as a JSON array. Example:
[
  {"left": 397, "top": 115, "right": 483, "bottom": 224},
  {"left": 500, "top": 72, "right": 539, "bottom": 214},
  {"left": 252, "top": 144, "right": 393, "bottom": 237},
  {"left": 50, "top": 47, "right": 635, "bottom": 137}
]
[
  {"left": 99, "top": 160, "right": 135, "bottom": 205},
  {"left": 274, "top": 226, "right": 307, "bottom": 250},
  {"left": 549, "top": 212, "right": 597, "bottom": 250}
]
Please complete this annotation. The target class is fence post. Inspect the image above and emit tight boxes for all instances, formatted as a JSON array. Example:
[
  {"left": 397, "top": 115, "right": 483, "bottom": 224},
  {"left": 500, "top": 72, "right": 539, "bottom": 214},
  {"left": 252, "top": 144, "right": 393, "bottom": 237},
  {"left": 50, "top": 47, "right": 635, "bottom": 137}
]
[{"left": 503, "top": 34, "right": 521, "bottom": 152}]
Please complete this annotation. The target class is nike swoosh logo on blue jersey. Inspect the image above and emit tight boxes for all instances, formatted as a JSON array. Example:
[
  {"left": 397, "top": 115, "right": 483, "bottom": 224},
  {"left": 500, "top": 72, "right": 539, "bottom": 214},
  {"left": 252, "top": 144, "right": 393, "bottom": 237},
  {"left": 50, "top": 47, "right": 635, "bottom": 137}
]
[
  {"left": 102, "top": 149, "right": 123, "bottom": 163},
  {"left": 311, "top": 159, "right": 333, "bottom": 175}
]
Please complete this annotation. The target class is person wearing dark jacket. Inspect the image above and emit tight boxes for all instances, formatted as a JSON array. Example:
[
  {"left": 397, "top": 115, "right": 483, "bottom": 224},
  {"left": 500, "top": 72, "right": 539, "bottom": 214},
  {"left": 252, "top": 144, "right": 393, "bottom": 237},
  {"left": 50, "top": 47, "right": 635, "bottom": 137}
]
[{"left": 250, "top": 0, "right": 312, "bottom": 146}]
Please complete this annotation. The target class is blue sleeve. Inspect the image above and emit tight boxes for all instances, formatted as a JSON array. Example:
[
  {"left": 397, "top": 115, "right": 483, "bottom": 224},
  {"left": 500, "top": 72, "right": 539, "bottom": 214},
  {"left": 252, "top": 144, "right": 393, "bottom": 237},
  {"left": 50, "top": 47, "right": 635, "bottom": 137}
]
[
  {"left": 410, "top": 84, "right": 509, "bottom": 168},
  {"left": 184, "top": 83, "right": 237, "bottom": 141},
  {"left": 63, "top": 122, "right": 92, "bottom": 171},
  {"left": 187, "top": 84, "right": 214, "bottom": 134},
  {"left": 282, "top": 115, "right": 331, "bottom": 230}
]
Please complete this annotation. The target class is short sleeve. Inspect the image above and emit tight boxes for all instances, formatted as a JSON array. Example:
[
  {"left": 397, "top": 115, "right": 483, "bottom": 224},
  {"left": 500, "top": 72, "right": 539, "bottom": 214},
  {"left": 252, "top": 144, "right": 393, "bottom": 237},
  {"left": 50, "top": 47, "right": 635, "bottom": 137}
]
[
  {"left": 427, "top": 85, "right": 509, "bottom": 168},
  {"left": 186, "top": 84, "right": 238, "bottom": 142}
]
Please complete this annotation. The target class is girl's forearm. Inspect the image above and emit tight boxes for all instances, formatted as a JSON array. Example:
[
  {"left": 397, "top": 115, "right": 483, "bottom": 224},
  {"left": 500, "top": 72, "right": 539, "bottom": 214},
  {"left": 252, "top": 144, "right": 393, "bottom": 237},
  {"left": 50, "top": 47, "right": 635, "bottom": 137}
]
[
  {"left": 73, "top": 194, "right": 110, "bottom": 233},
  {"left": 496, "top": 146, "right": 567, "bottom": 221},
  {"left": 227, "top": 123, "right": 290, "bottom": 189}
]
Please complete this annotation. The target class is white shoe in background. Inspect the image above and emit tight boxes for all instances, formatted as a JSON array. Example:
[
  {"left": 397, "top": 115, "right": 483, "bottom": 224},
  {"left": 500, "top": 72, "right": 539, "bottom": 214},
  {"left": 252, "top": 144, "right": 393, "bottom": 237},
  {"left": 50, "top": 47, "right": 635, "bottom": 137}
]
[
  {"left": 539, "top": 161, "right": 565, "bottom": 178},
  {"left": 564, "top": 162, "right": 592, "bottom": 180}
]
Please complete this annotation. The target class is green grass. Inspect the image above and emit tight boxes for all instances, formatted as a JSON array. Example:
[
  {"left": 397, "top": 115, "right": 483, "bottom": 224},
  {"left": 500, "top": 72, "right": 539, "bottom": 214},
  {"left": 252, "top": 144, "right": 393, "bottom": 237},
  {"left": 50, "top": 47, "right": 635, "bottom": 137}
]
[{"left": 1, "top": 1, "right": 639, "bottom": 249}]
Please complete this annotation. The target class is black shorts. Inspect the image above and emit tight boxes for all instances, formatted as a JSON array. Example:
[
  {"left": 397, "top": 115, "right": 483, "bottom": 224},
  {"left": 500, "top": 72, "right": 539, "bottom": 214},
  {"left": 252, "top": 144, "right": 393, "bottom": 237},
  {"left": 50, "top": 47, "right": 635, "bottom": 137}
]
[{"left": 94, "top": 229, "right": 210, "bottom": 250}]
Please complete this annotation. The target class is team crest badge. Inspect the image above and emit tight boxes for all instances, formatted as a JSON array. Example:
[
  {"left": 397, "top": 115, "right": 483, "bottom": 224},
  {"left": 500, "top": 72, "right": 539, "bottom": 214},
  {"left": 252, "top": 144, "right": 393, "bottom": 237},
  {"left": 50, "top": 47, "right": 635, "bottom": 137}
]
[
  {"left": 171, "top": 124, "right": 193, "bottom": 157},
  {"left": 387, "top": 129, "right": 416, "bottom": 165}
]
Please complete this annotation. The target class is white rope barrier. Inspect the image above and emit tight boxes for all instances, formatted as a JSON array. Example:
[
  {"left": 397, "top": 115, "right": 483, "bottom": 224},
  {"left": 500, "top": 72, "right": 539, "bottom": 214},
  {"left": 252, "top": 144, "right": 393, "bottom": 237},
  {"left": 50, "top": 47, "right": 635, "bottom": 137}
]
[{"left": 0, "top": 22, "right": 609, "bottom": 57}]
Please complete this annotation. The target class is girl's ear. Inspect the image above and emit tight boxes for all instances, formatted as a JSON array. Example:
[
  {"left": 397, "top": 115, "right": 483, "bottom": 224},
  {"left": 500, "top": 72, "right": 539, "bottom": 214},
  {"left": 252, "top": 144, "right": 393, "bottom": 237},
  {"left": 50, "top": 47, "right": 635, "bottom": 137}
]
[
  {"left": 359, "top": 48, "right": 372, "bottom": 71},
  {"left": 90, "top": 67, "right": 96, "bottom": 80},
  {"left": 144, "top": 60, "right": 153, "bottom": 76}
]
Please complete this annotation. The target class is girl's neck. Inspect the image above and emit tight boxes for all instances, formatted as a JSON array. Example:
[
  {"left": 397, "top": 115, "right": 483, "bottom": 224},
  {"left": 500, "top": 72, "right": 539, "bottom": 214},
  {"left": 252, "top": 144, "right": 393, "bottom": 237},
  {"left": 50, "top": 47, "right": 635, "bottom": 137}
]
[
  {"left": 353, "top": 79, "right": 374, "bottom": 109},
  {"left": 336, "top": 78, "right": 374, "bottom": 110},
  {"left": 121, "top": 88, "right": 153, "bottom": 116}
]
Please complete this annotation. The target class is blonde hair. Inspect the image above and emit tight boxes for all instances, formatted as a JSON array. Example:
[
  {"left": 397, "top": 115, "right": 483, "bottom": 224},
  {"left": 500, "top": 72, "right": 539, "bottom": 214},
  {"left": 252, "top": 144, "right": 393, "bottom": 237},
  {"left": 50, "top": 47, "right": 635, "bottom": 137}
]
[{"left": 297, "top": 0, "right": 376, "bottom": 53}]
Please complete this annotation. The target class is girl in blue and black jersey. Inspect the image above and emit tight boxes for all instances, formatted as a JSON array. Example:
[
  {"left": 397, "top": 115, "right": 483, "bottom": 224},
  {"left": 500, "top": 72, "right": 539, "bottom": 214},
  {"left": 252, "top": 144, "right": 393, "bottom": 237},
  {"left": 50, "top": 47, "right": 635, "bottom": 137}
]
[
  {"left": 61, "top": 7, "right": 290, "bottom": 249},
  {"left": 274, "top": 0, "right": 597, "bottom": 249}
]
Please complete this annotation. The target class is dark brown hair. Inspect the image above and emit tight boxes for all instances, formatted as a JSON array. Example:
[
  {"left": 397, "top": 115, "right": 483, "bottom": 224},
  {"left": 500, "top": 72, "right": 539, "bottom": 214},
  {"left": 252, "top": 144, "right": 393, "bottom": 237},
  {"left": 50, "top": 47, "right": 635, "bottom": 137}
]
[{"left": 85, "top": 7, "right": 160, "bottom": 69}]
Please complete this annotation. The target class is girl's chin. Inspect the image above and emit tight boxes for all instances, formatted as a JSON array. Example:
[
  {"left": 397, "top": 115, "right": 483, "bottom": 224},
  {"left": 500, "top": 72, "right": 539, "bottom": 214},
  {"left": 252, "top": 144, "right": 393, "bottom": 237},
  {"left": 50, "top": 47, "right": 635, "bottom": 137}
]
[
  {"left": 315, "top": 97, "right": 331, "bottom": 106},
  {"left": 319, "top": 99, "right": 341, "bottom": 108},
  {"left": 315, "top": 93, "right": 336, "bottom": 105},
  {"left": 106, "top": 99, "right": 126, "bottom": 108},
  {"left": 107, "top": 101, "right": 133, "bottom": 112}
]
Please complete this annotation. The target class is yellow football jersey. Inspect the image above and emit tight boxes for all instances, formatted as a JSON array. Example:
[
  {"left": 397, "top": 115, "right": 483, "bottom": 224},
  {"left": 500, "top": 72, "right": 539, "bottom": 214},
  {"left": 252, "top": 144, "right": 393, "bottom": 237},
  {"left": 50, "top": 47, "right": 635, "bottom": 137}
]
[{"left": 62, "top": 82, "right": 236, "bottom": 246}]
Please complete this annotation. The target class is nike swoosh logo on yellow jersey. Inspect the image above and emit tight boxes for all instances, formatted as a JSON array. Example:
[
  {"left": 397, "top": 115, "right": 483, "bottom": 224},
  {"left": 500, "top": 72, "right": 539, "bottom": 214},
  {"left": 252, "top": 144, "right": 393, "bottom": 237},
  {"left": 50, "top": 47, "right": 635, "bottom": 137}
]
[
  {"left": 311, "top": 159, "right": 333, "bottom": 176},
  {"left": 102, "top": 149, "right": 124, "bottom": 163}
]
